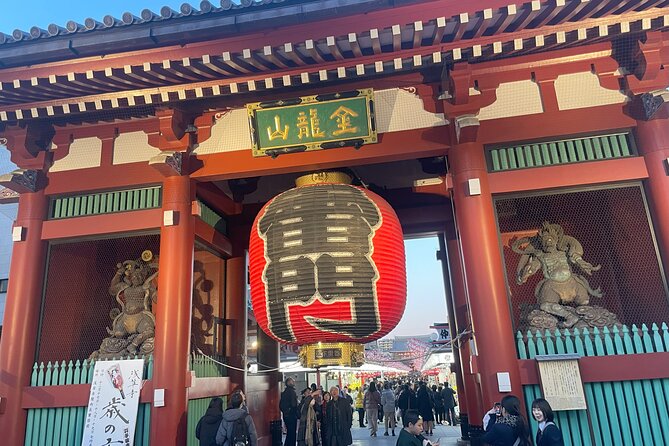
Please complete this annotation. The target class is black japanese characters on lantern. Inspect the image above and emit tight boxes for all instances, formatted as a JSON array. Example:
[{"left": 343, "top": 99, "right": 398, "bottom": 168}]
[{"left": 256, "top": 184, "right": 382, "bottom": 343}]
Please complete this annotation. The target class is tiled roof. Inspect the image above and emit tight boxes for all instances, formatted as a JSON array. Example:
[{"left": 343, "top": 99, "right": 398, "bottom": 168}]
[
  {"left": 1, "top": 0, "right": 397, "bottom": 47},
  {"left": 2, "top": 1, "right": 293, "bottom": 44}
]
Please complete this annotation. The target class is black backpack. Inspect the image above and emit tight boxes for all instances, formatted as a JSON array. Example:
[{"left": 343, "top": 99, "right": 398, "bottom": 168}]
[{"left": 230, "top": 414, "right": 250, "bottom": 446}]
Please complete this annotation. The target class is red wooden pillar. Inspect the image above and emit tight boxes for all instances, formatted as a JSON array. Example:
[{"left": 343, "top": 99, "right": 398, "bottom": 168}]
[
  {"left": 636, "top": 117, "right": 669, "bottom": 277},
  {"left": 446, "top": 237, "right": 484, "bottom": 425},
  {"left": 226, "top": 255, "right": 248, "bottom": 390},
  {"left": 0, "top": 190, "right": 48, "bottom": 446},
  {"left": 449, "top": 139, "right": 522, "bottom": 412},
  {"left": 151, "top": 174, "right": 195, "bottom": 445}
]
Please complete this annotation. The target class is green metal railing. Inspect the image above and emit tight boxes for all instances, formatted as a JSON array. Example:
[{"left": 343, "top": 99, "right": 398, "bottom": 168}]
[
  {"left": 25, "top": 357, "right": 153, "bottom": 446},
  {"left": 50, "top": 186, "right": 162, "bottom": 219},
  {"left": 190, "top": 353, "right": 227, "bottom": 378},
  {"left": 517, "top": 324, "right": 669, "bottom": 445},
  {"left": 488, "top": 133, "right": 635, "bottom": 172}
]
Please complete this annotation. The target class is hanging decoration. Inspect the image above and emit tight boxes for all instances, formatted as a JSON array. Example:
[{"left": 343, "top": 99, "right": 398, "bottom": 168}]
[{"left": 249, "top": 171, "right": 406, "bottom": 368}]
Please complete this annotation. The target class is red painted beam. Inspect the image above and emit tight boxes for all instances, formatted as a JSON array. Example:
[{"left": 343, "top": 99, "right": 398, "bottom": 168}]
[
  {"left": 488, "top": 157, "right": 648, "bottom": 194},
  {"left": 45, "top": 164, "right": 164, "bottom": 195},
  {"left": 479, "top": 104, "right": 636, "bottom": 146},
  {"left": 518, "top": 351, "right": 669, "bottom": 385},
  {"left": 22, "top": 380, "right": 154, "bottom": 409},
  {"left": 195, "top": 218, "right": 233, "bottom": 258},
  {"left": 191, "top": 126, "right": 449, "bottom": 181},
  {"left": 41, "top": 208, "right": 163, "bottom": 240}
]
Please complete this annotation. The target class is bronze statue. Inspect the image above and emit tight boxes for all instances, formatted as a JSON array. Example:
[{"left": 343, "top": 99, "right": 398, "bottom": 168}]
[
  {"left": 512, "top": 222, "right": 615, "bottom": 329},
  {"left": 90, "top": 250, "right": 158, "bottom": 360}
]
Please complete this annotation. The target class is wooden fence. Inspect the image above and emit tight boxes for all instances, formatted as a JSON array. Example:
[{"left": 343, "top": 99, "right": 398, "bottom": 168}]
[
  {"left": 24, "top": 357, "right": 153, "bottom": 446},
  {"left": 516, "top": 324, "right": 669, "bottom": 446}
]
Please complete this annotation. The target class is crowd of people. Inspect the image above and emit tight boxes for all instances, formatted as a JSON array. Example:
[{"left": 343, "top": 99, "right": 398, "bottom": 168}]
[
  {"left": 279, "top": 377, "right": 460, "bottom": 446},
  {"left": 193, "top": 377, "right": 564, "bottom": 446}
]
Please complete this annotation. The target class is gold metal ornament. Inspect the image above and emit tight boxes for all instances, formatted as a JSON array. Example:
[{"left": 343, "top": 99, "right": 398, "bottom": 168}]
[
  {"left": 295, "top": 171, "right": 352, "bottom": 187},
  {"left": 141, "top": 250, "right": 154, "bottom": 262},
  {"left": 299, "top": 342, "right": 365, "bottom": 368}
]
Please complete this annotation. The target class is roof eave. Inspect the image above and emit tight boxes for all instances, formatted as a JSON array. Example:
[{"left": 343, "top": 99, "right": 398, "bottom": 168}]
[{"left": 0, "top": 0, "right": 414, "bottom": 68}]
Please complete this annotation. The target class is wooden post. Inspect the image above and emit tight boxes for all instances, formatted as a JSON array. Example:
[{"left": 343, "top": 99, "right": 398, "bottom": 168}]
[
  {"left": 449, "top": 139, "right": 523, "bottom": 412},
  {"left": 226, "top": 255, "right": 248, "bottom": 391},
  {"left": 0, "top": 190, "right": 48, "bottom": 446},
  {"left": 150, "top": 174, "right": 195, "bottom": 445}
]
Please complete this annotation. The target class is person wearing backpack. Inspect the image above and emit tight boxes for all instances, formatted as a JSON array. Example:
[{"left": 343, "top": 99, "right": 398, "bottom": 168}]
[
  {"left": 196, "top": 397, "right": 224, "bottom": 446},
  {"left": 531, "top": 398, "right": 564, "bottom": 446},
  {"left": 216, "top": 392, "right": 258, "bottom": 446}
]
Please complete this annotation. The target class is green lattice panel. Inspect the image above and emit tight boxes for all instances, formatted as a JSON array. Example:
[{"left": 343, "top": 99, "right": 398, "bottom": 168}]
[
  {"left": 488, "top": 133, "right": 635, "bottom": 172},
  {"left": 50, "top": 186, "right": 162, "bottom": 220}
]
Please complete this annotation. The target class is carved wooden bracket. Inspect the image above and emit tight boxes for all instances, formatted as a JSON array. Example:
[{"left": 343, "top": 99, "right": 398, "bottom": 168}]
[
  {"left": 0, "top": 168, "right": 40, "bottom": 193},
  {"left": 145, "top": 108, "right": 194, "bottom": 152},
  {"left": 194, "top": 112, "right": 219, "bottom": 146},
  {"left": 2, "top": 122, "right": 55, "bottom": 171},
  {"left": 50, "top": 131, "right": 74, "bottom": 163},
  {"left": 148, "top": 151, "right": 186, "bottom": 177},
  {"left": 624, "top": 32, "right": 669, "bottom": 96},
  {"left": 441, "top": 63, "right": 499, "bottom": 143}
]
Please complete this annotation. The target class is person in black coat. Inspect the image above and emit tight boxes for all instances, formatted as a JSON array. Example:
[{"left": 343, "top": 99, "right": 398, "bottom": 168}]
[
  {"left": 482, "top": 395, "right": 531, "bottom": 446},
  {"left": 196, "top": 397, "right": 224, "bottom": 446},
  {"left": 442, "top": 382, "right": 457, "bottom": 426},
  {"left": 397, "top": 384, "right": 417, "bottom": 426},
  {"left": 325, "top": 386, "right": 353, "bottom": 446},
  {"left": 280, "top": 378, "right": 299, "bottom": 446},
  {"left": 416, "top": 383, "right": 434, "bottom": 435},
  {"left": 531, "top": 398, "right": 565, "bottom": 446}
]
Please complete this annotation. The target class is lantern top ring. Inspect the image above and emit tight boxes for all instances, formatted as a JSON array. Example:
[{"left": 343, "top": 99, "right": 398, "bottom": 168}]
[{"left": 295, "top": 171, "right": 352, "bottom": 186}]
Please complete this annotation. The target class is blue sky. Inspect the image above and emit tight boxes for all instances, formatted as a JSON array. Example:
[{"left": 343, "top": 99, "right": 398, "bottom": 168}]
[
  {"left": 0, "top": 0, "right": 449, "bottom": 338},
  {"left": 2, "top": 1, "right": 191, "bottom": 34},
  {"left": 390, "top": 237, "right": 448, "bottom": 338}
]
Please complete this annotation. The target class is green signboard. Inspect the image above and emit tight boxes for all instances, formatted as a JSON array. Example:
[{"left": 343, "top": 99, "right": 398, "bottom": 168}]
[{"left": 247, "top": 89, "right": 377, "bottom": 157}]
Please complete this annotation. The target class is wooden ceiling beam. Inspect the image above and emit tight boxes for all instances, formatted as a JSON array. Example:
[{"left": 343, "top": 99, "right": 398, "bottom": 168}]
[
  {"left": 431, "top": 17, "right": 447, "bottom": 45},
  {"left": 201, "top": 55, "right": 239, "bottom": 77},
  {"left": 451, "top": 13, "right": 470, "bottom": 42},
  {"left": 370, "top": 29, "right": 383, "bottom": 54},
  {"left": 473, "top": 8, "right": 496, "bottom": 39},
  {"left": 348, "top": 33, "right": 364, "bottom": 58},
  {"left": 530, "top": 0, "right": 567, "bottom": 29},
  {"left": 260, "top": 46, "right": 291, "bottom": 69},
  {"left": 493, "top": 4, "right": 518, "bottom": 34},
  {"left": 510, "top": 0, "right": 543, "bottom": 32}
]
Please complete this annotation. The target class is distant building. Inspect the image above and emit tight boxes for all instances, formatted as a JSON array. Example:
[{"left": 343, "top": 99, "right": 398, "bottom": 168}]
[{"left": 376, "top": 338, "right": 394, "bottom": 351}]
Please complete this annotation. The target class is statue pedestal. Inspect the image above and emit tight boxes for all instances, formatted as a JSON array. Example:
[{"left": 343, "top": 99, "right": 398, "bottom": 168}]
[{"left": 522, "top": 305, "right": 622, "bottom": 332}]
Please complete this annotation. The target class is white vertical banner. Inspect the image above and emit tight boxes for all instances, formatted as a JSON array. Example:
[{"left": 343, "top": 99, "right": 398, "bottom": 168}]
[{"left": 81, "top": 359, "right": 144, "bottom": 446}]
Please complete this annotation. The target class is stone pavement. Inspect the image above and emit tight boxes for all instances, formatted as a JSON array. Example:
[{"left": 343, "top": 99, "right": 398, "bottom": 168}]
[{"left": 350, "top": 421, "right": 462, "bottom": 446}]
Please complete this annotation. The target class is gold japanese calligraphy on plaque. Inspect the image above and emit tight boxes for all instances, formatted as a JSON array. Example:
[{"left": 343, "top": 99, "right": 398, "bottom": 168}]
[{"left": 247, "top": 89, "right": 377, "bottom": 157}]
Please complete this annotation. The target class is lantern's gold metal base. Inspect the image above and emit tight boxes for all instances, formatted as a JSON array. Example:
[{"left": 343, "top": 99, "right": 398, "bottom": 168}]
[
  {"left": 295, "top": 171, "right": 352, "bottom": 186},
  {"left": 299, "top": 342, "right": 365, "bottom": 368}
]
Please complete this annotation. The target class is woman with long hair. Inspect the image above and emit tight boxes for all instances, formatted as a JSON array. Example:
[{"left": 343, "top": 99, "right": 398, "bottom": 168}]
[
  {"left": 364, "top": 382, "right": 382, "bottom": 437},
  {"left": 531, "top": 398, "right": 564, "bottom": 446},
  {"left": 297, "top": 393, "right": 321, "bottom": 446},
  {"left": 482, "top": 395, "right": 531, "bottom": 446},
  {"left": 320, "top": 392, "right": 332, "bottom": 446}
]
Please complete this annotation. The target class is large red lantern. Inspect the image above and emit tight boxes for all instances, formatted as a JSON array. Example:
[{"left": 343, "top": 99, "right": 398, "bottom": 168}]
[{"left": 249, "top": 171, "right": 406, "bottom": 367}]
